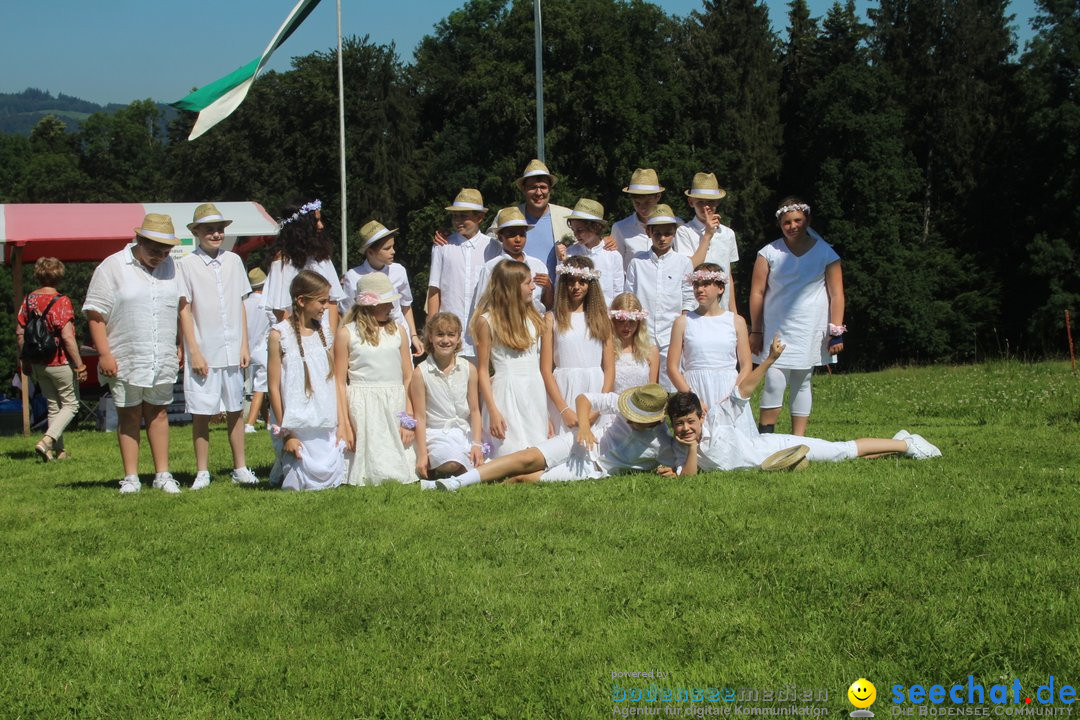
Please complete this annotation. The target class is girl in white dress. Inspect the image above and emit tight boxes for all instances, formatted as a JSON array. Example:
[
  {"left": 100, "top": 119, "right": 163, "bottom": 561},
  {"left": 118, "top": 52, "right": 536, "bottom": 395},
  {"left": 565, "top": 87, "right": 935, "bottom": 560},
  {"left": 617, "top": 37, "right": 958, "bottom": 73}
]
[
  {"left": 335, "top": 272, "right": 417, "bottom": 486},
  {"left": 472, "top": 260, "right": 547, "bottom": 458},
  {"left": 542, "top": 256, "right": 614, "bottom": 433},
  {"left": 608, "top": 293, "right": 659, "bottom": 393},
  {"left": 667, "top": 262, "right": 754, "bottom": 431},
  {"left": 748, "top": 197, "right": 845, "bottom": 436},
  {"left": 266, "top": 270, "right": 344, "bottom": 492},
  {"left": 409, "top": 312, "right": 484, "bottom": 485}
]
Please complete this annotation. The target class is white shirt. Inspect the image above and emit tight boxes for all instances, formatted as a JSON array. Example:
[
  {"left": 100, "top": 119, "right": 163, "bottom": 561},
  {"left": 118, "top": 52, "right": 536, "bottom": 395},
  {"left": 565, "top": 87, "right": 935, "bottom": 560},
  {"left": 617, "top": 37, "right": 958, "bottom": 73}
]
[
  {"left": 674, "top": 217, "right": 738, "bottom": 311},
  {"left": 566, "top": 241, "right": 625, "bottom": 307},
  {"left": 244, "top": 291, "right": 272, "bottom": 368},
  {"left": 262, "top": 257, "right": 346, "bottom": 312},
  {"left": 340, "top": 260, "right": 413, "bottom": 331},
  {"left": 83, "top": 244, "right": 180, "bottom": 387},
  {"left": 428, "top": 231, "right": 500, "bottom": 355},
  {"left": 177, "top": 247, "right": 252, "bottom": 368},
  {"left": 612, "top": 213, "right": 651, "bottom": 270},
  {"left": 473, "top": 251, "right": 548, "bottom": 316},
  {"left": 587, "top": 392, "right": 677, "bottom": 473},
  {"left": 419, "top": 355, "right": 471, "bottom": 434},
  {"left": 626, "top": 249, "right": 696, "bottom": 353}
]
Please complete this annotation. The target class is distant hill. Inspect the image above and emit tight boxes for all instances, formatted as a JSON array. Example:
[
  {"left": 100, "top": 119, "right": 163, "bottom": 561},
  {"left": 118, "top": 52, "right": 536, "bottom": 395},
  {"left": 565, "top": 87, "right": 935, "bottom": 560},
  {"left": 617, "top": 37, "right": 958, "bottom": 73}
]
[{"left": 0, "top": 88, "right": 176, "bottom": 136}]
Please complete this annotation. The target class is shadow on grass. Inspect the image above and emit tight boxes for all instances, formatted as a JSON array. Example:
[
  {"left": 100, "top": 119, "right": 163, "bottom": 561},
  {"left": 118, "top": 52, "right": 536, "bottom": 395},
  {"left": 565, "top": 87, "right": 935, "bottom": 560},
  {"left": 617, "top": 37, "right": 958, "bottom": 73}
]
[
  {"left": 2, "top": 449, "right": 41, "bottom": 461},
  {"left": 60, "top": 478, "right": 120, "bottom": 489}
]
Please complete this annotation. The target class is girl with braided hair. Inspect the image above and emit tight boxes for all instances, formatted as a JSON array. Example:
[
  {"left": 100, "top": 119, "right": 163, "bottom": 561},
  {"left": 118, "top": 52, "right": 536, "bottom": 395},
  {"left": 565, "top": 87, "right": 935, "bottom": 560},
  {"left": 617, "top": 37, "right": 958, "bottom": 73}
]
[{"left": 266, "top": 270, "right": 344, "bottom": 491}]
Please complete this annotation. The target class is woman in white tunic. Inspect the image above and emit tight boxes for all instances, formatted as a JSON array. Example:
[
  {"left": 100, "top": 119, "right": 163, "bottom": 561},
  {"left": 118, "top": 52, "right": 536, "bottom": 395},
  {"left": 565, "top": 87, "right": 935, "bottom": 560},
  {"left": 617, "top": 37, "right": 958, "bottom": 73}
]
[{"left": 748, "top": 197, "right": 845, "bottom": 436}]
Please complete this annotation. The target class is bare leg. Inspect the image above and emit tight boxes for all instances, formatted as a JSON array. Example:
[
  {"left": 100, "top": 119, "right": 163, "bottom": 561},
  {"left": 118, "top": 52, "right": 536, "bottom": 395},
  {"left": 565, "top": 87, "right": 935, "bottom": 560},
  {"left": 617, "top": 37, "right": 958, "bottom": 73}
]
[
  {"left": 759, "top": 407, "right": 781, "bottom": 427},
  {"left": 192, "top": 414, "right": 211, "bottom": 471},
  {"left": 142, "top": 403, "right": 170, "bottom": 473},
  {"left": 225, "top": 410, "right": 246, "bottom": 468},
  {"left": 246, "top": 391, "right": 264, "bottom": 426},
  {"left": 506, "top": 471, "right": 543, "bottom": 484},
  {"left": 475, "top": 448, "right": 547, "bottom": 482},
  {"left": 854, "top": 438, "right": 907, "bottom": 457},
  {"left": 116, "top": 405, "right": 143, "bottom": 476},
  {"left": 791, "top": 415, "right": 809, "bottom": 436}
]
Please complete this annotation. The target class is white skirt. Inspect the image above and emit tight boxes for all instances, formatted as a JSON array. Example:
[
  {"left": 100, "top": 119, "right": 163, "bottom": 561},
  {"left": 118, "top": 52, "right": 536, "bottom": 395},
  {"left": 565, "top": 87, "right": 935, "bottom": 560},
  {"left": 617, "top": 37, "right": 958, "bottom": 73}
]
[{"left": 280, "top": 427, "right": 345, "bottom": 492}]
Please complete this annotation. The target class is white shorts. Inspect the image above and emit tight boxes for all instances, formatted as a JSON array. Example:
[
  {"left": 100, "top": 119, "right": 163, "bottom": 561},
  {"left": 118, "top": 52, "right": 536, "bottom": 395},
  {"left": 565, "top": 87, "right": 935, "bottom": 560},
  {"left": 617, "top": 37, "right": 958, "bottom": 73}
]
[
  {"left": 108, "top": 379, "right": 174, "bottom": 408},
  {"left": 184, "top": 365, "right": 245, "bottom": 415},
  {"left": 249, "top": 362, "right": 267, "bottom": 393},
  {"left": 426, "top": 427, "right": 472, "bottom": 469},
  {"left": 536, "top": 433, "right": 605, "bottom": 482}
]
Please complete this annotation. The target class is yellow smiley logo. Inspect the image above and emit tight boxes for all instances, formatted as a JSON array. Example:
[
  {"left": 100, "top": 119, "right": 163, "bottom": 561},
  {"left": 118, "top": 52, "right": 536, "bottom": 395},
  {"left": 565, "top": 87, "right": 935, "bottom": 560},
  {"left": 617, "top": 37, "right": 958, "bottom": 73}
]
[{"left": 848, "top": 679, "right": 877, "bottom": 709}]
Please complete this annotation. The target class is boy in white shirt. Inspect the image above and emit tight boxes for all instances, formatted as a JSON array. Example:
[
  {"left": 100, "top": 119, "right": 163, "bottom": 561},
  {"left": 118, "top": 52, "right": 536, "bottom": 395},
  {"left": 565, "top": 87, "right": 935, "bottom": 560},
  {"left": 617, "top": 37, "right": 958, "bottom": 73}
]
[
  {"left": 564, "top": 198, "right": 624, "bottom": 306},
  {"left": 673, "top": 172, "right": 739, "bottom": 312},
  {"left": 626, "top": 204, "right": 696, "bottom": 391},
  {"left": 177, "top": 203, "right": 258, "bottom": 489},
  {"left": 612, "top": 168, "right": 670, "bottom": 270},
  {"left": 473, "top": 207, "right": 552, "bottom": 314},
  {"left": 426, "top": 188, "right": 500, "bottom": 360},
  {"left": 243, "top": 267, "right": 271, "bottom": 433},
  {"left": 341, "top": 220, "right": 422, "bottom": 355}
]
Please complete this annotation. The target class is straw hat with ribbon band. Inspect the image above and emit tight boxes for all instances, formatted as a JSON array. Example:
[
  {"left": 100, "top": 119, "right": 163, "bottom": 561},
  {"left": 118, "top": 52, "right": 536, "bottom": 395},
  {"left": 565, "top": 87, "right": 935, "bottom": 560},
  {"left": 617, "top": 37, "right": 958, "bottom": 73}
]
[
  {"left": 187, "top": 202, "right": 234, "bottom": 231},
  {"left": 622, "top": 168, "right": 665, "bottom": 195},
  {"left": 684, "top": 172, "right": 728, "bottom": 201},
  {"left": 134, "top": 213, "right": 181, "bottom": 246},
  {"left": 567, "top": 198, "right": 608, "bottom": 226},
  {"left": 247, "top": 267, "right": 267, "bottom": 289},
  {"left": 760, "top": 444, "right": 811, "bottom": 472},
  {"left": 645, "top": 204, "right": 681, "bottom": 227},
  {"left": 493, "top": 206, "right": 535, "bottom": 233},
  {"left": 357, "top": 220, "right": 399, "bottom": 252},
  {"left": 445, "top": 188, "right": 488, "bottom": 213},
  {"left": 515, "top": 158, "right": 558, "bottom": 190},
  {"left": 354, "top": 271, "right": 402, "bottom": 306},
  {"left": 617, "top": 384, "right": 670, "bottom": 424}
]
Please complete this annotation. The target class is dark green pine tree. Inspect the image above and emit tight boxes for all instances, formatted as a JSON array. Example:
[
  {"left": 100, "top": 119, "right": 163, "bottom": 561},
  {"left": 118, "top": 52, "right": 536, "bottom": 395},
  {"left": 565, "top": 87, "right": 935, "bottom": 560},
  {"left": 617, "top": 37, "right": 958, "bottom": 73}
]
[{"left": 778, "top": 0, "right": 822, "bottom": 196}]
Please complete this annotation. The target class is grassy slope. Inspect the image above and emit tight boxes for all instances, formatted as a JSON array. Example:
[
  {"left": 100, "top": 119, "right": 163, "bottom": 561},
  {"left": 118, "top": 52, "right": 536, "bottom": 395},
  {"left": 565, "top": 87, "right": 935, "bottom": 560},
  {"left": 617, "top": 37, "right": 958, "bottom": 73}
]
[{"left": 0, "top": 362, "right": 1077, "bottom": 719}]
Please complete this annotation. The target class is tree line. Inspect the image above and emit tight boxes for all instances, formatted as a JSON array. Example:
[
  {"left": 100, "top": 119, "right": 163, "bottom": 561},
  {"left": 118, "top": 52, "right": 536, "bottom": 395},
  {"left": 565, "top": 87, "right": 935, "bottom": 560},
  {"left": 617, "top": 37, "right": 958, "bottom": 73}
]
[{"left": 1, "top": 0, "right": 1077, "bottom": 388}]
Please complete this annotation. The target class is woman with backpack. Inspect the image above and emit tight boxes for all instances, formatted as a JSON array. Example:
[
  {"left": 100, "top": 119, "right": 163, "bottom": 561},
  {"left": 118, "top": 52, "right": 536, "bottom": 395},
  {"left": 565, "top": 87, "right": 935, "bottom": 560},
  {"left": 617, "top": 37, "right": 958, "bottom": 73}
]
[{"left": 16, "top": 257, "right": 87, "bottom": 461}]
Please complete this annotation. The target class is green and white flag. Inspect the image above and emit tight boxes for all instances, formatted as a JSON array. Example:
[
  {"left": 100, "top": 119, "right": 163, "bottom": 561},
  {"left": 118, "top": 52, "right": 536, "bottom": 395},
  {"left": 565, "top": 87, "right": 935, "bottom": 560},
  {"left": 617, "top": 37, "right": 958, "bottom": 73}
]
[{"left": 172, "top": 0, "right": 323, "bottom": 140}]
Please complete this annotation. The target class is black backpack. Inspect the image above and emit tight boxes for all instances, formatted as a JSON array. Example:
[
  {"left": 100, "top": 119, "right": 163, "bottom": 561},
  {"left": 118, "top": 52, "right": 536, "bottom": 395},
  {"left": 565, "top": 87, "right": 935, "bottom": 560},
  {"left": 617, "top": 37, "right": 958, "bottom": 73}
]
[{"left": 20, "top": 295, "right": 61, "bottom": 364}]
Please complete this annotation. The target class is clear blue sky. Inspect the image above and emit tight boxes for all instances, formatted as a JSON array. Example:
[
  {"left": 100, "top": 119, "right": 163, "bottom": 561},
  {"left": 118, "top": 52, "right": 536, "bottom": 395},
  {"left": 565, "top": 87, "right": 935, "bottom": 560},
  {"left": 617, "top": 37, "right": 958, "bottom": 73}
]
[{"left": 0, "top": 0, "right": 1039, "bottom": 106}]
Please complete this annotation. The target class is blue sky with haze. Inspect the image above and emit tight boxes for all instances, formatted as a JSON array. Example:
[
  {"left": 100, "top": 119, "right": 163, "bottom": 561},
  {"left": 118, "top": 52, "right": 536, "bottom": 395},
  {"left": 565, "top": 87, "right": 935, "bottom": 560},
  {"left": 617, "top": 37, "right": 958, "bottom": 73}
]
[{"left": 0, "top": 0, "right": 1039, "bottom": 106}]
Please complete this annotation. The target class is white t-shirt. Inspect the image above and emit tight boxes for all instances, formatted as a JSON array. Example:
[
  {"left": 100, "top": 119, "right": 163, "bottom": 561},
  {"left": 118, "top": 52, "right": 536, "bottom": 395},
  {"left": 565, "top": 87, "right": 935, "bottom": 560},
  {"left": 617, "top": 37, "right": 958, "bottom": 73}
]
[
  {"left": 472, "top": 252, "right": 548, "bottom": 316},
  {"left": 340, "top": 260, "right": 413, "bottom": 331},
  {"left": 262, "top": 257, "right": 346, "bottom": 312},
  {"left": 673, "top": 217, "right": 738, "bottom": 311},
  {"left": 177, "top": 247, "right": 252, "bottom": 368}
]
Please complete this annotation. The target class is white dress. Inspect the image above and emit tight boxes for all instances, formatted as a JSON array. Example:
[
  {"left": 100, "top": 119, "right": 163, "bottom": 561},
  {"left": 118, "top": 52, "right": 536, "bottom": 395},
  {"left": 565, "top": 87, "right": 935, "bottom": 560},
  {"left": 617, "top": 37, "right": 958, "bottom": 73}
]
[
  {"left": 613, "top": 350, "right": 651, "bottom": 393},
  {"left": 753, "top": 229, "right": 840, "bottom": 368},
  {"left": 274, "top": 320, "right": 344, "bottom": 492},
  {"left": 483, "top": 313, "right": 548, "bottom": 457},
  {"left": 680, "top": 311, "right": 754, "bottom": 431},
  {"left": 343, "top": 324, "right": 417, "bottom": 486},
  {"left": 419, "top": 356, "right": 473, "bottom": 469},
  {"left": 549, "top": 313, "right": 606, "bottom": 433}
]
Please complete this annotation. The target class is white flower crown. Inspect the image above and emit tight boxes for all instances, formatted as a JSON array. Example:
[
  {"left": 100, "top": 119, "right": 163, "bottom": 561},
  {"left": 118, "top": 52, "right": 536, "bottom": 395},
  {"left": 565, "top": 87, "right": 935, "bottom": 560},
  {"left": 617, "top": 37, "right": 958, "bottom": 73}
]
[
  {"left": 280, "top": 199, "right": 322, "bottom": 228},
  {"left": 555, "top": 263, "right": 602, "bottom": 280},
  {"left": 609, "top": 309, "right": 649, "bottom": 321},
  {"left": 686, "top": 269, "right": 727, "bottom": 284},
  {"left": 775, "top": 203, "right": 811, "bottom": 218}
]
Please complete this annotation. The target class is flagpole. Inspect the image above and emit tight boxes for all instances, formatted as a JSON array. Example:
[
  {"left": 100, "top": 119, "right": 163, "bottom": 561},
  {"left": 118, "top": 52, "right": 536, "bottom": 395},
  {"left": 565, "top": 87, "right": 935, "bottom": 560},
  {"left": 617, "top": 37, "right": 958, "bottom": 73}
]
[
  {"left": 337, "top": 0, "right": 348, "bottom": 271},
  {"left": 534, "top": 0, "right": 545, "bottom": 163}
]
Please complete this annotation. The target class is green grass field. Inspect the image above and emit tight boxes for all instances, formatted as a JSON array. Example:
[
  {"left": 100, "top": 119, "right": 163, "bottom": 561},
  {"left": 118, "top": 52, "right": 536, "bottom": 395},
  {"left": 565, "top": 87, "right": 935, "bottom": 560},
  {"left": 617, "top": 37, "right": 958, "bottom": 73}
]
[{"left": 1, "top": 362, "right": 1078, "bottom": 719}]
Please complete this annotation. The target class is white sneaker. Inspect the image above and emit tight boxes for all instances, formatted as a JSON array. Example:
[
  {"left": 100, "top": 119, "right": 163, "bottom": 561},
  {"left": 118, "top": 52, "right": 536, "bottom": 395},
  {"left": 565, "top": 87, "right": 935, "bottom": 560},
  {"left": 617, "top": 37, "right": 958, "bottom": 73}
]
[
  {"left": 893, "top": 429, "right": 912, "bottom": 441},
  {"left": 191, "top": 471, "right": 212, "bottom": 491},
  {"left": 420, "top": 480, "right": 438, "bottom": 491},
  {"left": 905, "top": 434, "right": 942, "bottom": 460},
  {"left": 244, "top": 424, "right": 257, "bottom": 434},
  {"left": 435, "top": 477, "right": 461, "bottom": 492},
  {"left": 119, "top": 475, "right": 141, "bottom": 494},
  {"left": 152, "top": 472, "right": 182, "bottom": 494},
  {"left": 231, "top": 467, "right": 260, "bottom": 485}
]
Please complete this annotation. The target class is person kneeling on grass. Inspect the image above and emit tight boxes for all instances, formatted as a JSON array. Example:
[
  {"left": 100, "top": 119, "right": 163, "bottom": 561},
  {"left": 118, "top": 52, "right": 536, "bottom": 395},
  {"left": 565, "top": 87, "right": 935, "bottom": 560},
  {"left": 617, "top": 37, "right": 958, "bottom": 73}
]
[
  {"left": 662, "top": 335, "right": 941, "bottom": 475},
  {"left": 434, "top": 383, "right": 678, "bottom": 491}
]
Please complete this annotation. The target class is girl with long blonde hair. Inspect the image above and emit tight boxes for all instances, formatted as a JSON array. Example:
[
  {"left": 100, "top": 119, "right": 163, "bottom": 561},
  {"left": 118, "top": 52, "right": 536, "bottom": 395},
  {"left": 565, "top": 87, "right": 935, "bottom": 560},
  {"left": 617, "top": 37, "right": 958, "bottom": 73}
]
[{"left": 608, "top": 292, "right": 660, "bottom": 392}]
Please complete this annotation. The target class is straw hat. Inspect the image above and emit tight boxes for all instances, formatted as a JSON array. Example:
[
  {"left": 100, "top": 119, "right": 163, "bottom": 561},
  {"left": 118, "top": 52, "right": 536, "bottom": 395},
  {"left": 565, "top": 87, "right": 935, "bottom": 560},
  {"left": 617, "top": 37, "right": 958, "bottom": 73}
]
[
  {"left": 622, "top": 168, "right": 665, "bottom": 195},
  {"left": 644, "top": 204, "right": 680, "bottom": 227},
  {"left": 247, "top": 267, "right": 266, "bottom": 289},
  {"left": 617, "top": 384, "right": 670, "bottom": 424},
  {"left": 187, "top": 202, "right": 234, "bottom": 231},
  {"left": 445, "top": 188, "right": 488, "bottom": 213},
  {"left": 134, "top": 213, "right": 180, "bottom": 246},
  {"left": 515, "top": 159, "right": 558, "bottom": 190},
  {"left": 357, "top": 220, "right": 399, "bottom": 251},
  {"left": 685, "top": 172, "right": 728, "bottom": 201},
  {"left": 493, "top": 206, "right": 534, "bottom": 232},
  {"left": 567, "top": 198, "right": 607, "bottom": 225},
  {"left": 354, "top": 271, "right": 402, "bottom": 306},
  {"left": 760, "top": 445, "right": 811, "bottom": 472}
]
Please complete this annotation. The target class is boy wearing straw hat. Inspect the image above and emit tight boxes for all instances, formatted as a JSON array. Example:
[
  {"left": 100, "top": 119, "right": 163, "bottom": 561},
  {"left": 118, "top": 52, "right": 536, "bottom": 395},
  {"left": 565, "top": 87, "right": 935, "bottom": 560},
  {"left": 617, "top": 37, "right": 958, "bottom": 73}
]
[
  {"left": 473, "top": 207, "right": 552, "bottom": 315},
  {"left": 674, "top": 172, "right": 739, "bottom": 312},
  {"left": 84, "top": 213, "right": 184, "bottom": 494},
  {"left": 178, "top": 203, "right": 259, "bottom": 490},
  {"left": 612, "top": 168, "right": 677, "bottom": 270},
  {"left": 433, "top": 383, "right": 678, "bottom": 490},
  {"left": 565, "top": 198, "right": 625, "bottom": 306},
  {"left": 426, "top": 188, "right": 500, "bottom": 360},
  {"left": 626, "top": 205, "right": 697, "bottom": 391},
  {"left": 341, "top": 220, "right": 422, "bottom": 356},
  {"left": 243, "top": 267, "right": 271, "bottom": 434}
]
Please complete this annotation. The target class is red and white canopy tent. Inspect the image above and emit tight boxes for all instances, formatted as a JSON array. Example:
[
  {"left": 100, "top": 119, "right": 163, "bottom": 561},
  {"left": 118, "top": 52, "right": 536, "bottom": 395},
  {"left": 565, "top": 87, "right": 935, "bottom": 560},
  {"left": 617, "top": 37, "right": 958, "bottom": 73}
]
[{"left": 2, "top": 202, "right": 279, "bottom": 434}]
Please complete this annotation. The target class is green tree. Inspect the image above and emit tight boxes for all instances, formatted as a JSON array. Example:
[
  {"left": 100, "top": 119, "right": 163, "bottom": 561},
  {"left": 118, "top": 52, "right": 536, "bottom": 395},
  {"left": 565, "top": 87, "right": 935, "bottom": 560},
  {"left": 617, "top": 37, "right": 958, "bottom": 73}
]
[{"left": 79, "top": 99, "right": 168, "bottom": 202}]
